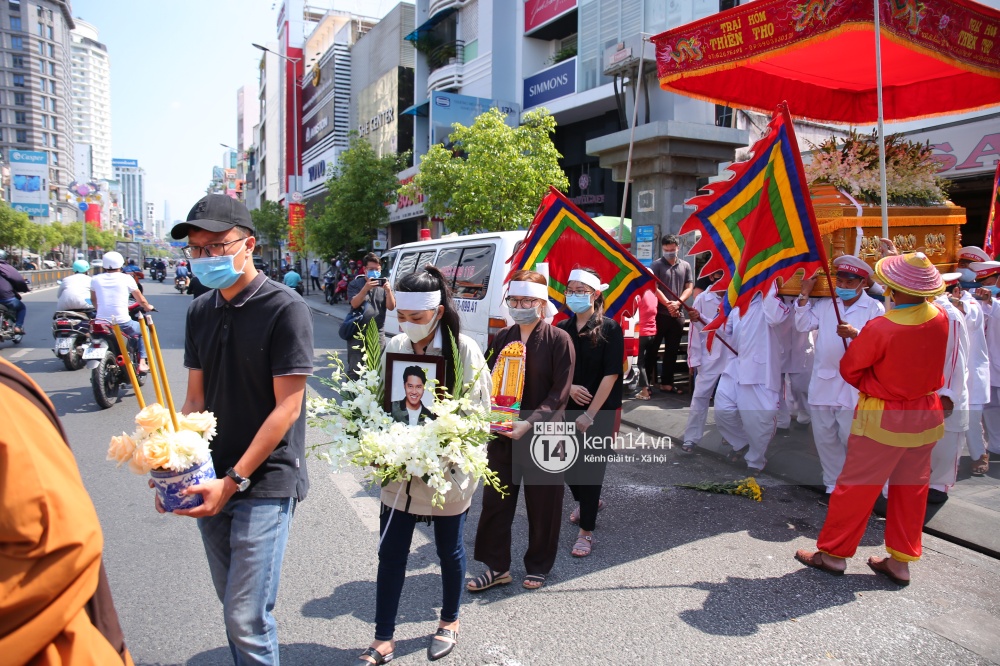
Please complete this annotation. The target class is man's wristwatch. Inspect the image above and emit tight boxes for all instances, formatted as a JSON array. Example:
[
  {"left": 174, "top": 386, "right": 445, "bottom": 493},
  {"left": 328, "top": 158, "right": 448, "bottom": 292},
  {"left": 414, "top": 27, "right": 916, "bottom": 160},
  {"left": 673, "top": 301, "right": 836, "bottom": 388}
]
[{"left": 225, "top": 467, "right": 251, "bottom": 492}]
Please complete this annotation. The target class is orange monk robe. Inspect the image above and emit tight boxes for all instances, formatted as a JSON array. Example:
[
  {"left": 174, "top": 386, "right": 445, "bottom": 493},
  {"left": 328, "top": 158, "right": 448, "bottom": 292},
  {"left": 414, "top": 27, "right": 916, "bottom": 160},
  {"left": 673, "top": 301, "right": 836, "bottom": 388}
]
[
  {"left": 817, "top": 302, "right": 949, "bottom": 562},
  {"left": 0, "top": 358, "right": 133, "bottom": 665}
]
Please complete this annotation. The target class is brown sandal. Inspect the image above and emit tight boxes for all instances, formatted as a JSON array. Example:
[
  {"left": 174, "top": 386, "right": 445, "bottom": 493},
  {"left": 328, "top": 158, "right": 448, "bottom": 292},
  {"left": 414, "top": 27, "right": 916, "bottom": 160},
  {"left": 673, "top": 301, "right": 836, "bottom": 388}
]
[
  {"left": 794, "top": 549, "right": 845, "bottom": 576},
  {"left": 867, "top": 556, "right": 910, "bottom": 586},
  {"left": 972, "top": 454, "right": 989, "bottom": 476}
]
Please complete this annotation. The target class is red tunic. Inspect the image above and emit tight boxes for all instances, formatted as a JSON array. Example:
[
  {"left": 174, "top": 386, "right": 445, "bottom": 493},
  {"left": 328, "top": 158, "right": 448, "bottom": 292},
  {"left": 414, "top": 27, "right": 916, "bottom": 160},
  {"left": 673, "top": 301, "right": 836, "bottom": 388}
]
[{"left": 839, "top": 302, "right": 949, "bottom": 447}]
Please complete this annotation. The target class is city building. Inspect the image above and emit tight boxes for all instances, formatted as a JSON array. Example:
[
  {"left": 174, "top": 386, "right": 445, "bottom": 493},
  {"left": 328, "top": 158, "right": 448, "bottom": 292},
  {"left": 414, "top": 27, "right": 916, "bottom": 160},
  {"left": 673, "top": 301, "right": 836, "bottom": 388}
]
[
  {"left": 247, "top": 39, "right": 282, "bottom": 209},
  {"left": 70, "top": 18, "right": 111, "bottom": 181},
  {"left": 0, "top": 0, "right": 77, "bottom": 222},
  {"left": 235, "top": 84, "right": 259, "bottom": 199},
  {"left": 349, "top": 2, "right": 415, "bottom": 241},
  {"left": 299, "top": 9, "right": 378, "bottom": 206},
  {"left": 113, "top": 157, "right": 145, "bottom": 227}
]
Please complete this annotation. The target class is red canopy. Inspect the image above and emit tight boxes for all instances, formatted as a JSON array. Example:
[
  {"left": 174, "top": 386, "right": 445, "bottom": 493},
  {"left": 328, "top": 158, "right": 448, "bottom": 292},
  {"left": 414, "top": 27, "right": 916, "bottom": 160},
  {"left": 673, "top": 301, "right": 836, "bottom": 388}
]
[{"left": 652, "top": 0, "right": 1000, "bottom": 124}]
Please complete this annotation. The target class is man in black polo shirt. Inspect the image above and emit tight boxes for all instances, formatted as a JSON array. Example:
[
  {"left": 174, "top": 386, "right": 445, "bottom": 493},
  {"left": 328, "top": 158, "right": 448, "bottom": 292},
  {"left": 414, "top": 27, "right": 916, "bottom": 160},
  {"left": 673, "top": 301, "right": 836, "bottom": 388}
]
[
  {"left": 164, "top": 194, "right": 314, "bottom": 664},
  {"left": 651, "top": 234, "right": 693, "bottom": 394}
]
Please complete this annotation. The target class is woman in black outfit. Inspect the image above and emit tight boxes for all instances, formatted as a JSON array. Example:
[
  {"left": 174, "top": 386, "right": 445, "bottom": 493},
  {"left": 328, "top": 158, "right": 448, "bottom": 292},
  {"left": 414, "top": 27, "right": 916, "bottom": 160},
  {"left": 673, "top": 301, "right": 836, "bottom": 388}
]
[{"left": 557, "top": 267, "right": 624, "bottom": 557}]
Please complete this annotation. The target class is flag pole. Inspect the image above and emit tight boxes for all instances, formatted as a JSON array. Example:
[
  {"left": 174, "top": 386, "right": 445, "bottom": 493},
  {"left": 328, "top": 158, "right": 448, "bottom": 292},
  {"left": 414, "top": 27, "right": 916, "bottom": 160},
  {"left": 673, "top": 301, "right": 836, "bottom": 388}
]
[
  {"left": 651, "top": 276, "right": 738, "bottom": 357},
  {"left": 874, "top": 0, "right": 889, "bottom": 239},
  {"left": 618, "top": 37, "right": 648, "bottom": 242}
]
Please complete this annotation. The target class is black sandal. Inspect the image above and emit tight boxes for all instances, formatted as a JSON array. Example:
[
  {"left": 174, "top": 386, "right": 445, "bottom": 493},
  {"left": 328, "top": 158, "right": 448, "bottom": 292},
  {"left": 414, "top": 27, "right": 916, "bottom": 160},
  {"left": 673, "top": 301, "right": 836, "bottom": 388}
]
[
  {"left": 725, "top": 448, "right": 744, "bottom": 463},
  {"left": 428, "top": 628, "right": 458, "bottom": 661},
  {"left": 522, "top": 574, "right": 546, "bottom": 590},
  {"left": 680, "top": 441, "right": 696, "bottom": 454},
  {"left": 466, "top": 569, "right": 512, "bottom": 592},
  {"left": 356, "top": 646, "right": 394, "bottom": 665}
]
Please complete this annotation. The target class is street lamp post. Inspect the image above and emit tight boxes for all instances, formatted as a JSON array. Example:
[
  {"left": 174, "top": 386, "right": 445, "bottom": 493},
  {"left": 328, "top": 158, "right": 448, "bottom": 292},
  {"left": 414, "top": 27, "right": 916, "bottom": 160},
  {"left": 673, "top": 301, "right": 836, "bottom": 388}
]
[{"left": 252, "top": 43, "right": 307, "bottom": 293}]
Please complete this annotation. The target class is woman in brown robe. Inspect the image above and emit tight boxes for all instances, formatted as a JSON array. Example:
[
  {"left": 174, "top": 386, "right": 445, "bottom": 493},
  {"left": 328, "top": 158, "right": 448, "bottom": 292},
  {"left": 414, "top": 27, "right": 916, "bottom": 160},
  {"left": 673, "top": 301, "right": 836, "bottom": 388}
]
[{"left": 468, "top": 270, "right": 575, "bottom": 591}]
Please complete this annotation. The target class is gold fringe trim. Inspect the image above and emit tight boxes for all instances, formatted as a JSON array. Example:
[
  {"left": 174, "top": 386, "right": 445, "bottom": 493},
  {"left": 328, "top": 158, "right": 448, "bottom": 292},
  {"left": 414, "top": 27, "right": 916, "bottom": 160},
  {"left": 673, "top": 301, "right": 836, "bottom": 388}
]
[{"left": 817, "top": 214, "right": 965, "bottom": 235}]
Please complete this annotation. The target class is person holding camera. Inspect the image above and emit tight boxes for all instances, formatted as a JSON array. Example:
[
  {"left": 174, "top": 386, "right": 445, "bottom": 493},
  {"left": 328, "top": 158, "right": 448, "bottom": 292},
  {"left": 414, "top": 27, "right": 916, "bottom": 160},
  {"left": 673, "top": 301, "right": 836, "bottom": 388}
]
[{"left": 346, "top": 253, "right": 395, "bottom": 379}]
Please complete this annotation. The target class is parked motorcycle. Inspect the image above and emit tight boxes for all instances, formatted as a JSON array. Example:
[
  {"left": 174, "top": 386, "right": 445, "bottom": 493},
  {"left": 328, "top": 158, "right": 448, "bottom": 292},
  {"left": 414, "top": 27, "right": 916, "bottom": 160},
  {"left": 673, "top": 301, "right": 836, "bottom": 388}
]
[
  {"left": 174, "top": 274, "right": 189, "bottom": 293},
  {"left": 84, "top": 302, "right": 147, "bottom": 409},
  {"left": 51, "top": 309, "right": 94, "bottom": 370},
  {"left": 0, "top": 301, "right": 24, "bottom": 345}
]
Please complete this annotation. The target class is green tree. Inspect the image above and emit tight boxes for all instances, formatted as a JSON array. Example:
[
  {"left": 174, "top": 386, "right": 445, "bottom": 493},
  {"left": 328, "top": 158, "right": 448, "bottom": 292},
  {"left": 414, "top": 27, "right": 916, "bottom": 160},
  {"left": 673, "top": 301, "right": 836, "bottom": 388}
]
[
  {"left": 313, "top": 132, "right": 409, "bottom": 258},
  {"left": 0, "top": 202, "right": 30, "bottom": 251},
  {"left": 401, "top": 107, "right": 568, "bottom": 234},
  {"left": 251, "top": 200, "right": 288, "bottom": 259}
]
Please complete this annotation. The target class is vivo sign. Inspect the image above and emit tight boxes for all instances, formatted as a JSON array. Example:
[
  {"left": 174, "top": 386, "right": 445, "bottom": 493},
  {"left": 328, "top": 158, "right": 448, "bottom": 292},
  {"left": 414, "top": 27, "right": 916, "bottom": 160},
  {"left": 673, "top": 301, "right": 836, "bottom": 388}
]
[{"left": 523, "top": 58, "right": 576, "bottom": 109}]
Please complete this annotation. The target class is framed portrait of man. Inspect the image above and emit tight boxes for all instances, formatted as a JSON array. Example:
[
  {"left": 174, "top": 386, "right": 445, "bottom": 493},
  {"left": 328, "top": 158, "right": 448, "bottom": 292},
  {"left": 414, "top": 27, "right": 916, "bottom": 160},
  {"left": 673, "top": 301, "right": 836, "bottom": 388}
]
[{"left": 384, "top": 353, "right": 446, "bottom": 427}]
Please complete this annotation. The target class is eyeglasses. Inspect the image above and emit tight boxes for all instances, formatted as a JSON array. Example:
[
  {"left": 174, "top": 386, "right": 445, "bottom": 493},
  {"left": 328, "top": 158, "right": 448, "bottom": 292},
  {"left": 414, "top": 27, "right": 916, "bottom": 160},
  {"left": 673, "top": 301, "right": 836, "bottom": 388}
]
[
  {"left": 565, "top": 289, "right": 594, "bottom": 297},
  {"left": 506, "top": 297, "right": 541, "bottom": 309},
  {"left": 182, "top": 238, "right": 245, "bottom": 259}
]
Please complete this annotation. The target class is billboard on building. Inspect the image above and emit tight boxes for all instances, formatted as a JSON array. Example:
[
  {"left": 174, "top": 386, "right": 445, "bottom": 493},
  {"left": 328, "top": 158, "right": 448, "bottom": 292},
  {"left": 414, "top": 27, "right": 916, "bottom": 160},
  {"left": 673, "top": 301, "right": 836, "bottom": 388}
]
[
  {"left": 112, "top": 158, "right": 138, "bottom": 168},
  {"left": 357, "top": 69, "right": 401, "bottom": 158},
  {"left": 303, "top": 144, "right": 340, "bottom": 194},
  {"left": 302, "top": 53, "right": 337, "bottom": 116},
  {"left": 525, "top": 0, "right": 577, "bottom": 33},
  {"left": 905, "top": 115, "right": 1000, "bottom": 179},
  {"left": 430, "top": 92, "right": 519, "bottom": 147},
  {"left": 304, "top": 99, "right": 336, "bottom": 152},
  {"left": 523, "top": 58, "right": 576, "bottom": 109},
  {"left": 9, "top": 150, "right": 49, "bottom": 217}
]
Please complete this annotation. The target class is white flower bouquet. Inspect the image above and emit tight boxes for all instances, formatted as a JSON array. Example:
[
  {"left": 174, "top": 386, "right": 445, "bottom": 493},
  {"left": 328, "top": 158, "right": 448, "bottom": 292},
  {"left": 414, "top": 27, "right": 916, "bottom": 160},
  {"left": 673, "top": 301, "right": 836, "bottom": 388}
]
[
  {"left": 308, "top": 321, "right": 505, "bottom": 509},
  {"left": 805, "top": 129, "right": 950, "bottom": 206},
  {"left": 107, "top": 403, "right": 216, "bottom": 474}
]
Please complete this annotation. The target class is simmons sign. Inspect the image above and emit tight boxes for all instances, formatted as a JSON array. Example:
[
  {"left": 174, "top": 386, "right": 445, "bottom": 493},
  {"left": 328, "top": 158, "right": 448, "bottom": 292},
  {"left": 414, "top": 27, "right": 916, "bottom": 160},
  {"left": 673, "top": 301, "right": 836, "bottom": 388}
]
[{"left": 523, "top": 58, "right": 576, "bottom": 109}]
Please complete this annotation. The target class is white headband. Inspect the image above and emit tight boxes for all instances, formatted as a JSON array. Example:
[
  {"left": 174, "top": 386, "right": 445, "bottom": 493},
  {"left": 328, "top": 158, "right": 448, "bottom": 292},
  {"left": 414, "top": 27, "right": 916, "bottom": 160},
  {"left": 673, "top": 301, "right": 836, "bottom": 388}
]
[
  {"left": 568, "top": 269, "right": 609, "bottom": 292},
  {"left": 506, "top": 280, "right": 557, "bottom": 317},
  {"left": 394, "top": 290, "right": 441, "bottom": 311}
]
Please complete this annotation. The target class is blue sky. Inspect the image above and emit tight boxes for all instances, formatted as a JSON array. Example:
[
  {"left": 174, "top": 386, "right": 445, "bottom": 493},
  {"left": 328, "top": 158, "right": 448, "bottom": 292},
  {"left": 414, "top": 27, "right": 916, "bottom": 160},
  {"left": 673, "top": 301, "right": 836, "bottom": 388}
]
[{"left": 73, "top": 0, "right": 281, "bottom": 226}]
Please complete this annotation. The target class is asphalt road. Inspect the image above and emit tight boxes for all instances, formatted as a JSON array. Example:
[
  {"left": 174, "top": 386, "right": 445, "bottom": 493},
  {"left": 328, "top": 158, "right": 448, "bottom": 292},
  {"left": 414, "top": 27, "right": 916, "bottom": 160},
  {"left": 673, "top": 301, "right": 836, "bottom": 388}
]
[{"left": 4, "top": 279, "right": 1000, "bottom": 665}]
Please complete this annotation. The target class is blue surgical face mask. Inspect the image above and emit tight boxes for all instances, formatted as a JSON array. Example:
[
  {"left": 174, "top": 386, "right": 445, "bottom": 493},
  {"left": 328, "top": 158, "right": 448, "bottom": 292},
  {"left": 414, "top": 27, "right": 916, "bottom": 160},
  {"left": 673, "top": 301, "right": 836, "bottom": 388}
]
[
  {"left": 565, "top": 294, "right": 593, "bottom": 314},
  {"left": 190, "top": 239, "right": 248, "bottom": 289},
  {"left": 835, "top": 286, "right": 860, "bottom": 302},
  {"left": 958, "top": 267, "right": 978, "bottom": 282},
  {"left": 368, "top": 270, "right": 380, "bottom": 279},
  {"left": 988, "top": 285, "right": 1000, "bottom": 296}
]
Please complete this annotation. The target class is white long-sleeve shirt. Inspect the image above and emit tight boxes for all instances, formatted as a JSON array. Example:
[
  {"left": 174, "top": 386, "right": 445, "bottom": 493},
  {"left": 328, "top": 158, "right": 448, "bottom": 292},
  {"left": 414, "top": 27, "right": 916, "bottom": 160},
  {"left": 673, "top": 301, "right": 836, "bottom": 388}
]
[
  {"left": 722, "top": 288, "right": 789, "bottom": 393},
  {"left": 936, "top": 295, "right": 970, "bottom": 433},
  {"left": 688, "top": 289, "right": 732, "bottom": 376},
  {"left": 794, "top": 292, "right": 884, "bottom": 408},
  {"left": 962, "top": 291, "right": 990, "bottom": 406}
]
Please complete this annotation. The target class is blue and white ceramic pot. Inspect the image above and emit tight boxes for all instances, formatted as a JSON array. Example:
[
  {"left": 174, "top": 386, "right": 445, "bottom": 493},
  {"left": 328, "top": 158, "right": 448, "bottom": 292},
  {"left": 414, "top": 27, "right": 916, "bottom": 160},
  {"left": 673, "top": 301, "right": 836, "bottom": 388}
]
[{"left": 149, "top": 458, "right": 217, "bottom": 512}]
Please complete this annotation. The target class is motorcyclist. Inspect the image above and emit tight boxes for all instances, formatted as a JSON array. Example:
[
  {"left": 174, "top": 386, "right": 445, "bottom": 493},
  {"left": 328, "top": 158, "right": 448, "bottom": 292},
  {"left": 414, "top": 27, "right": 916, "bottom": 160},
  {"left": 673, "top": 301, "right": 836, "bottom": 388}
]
[
  {"left": 153, "top": 257, "right": 167, "bottom": 278},
  {"left": 175, "top": 260, "right": 190, "bottom": 279},
  {"left": 0, "top": 249, "right": 29, "bottom": 334},
  {"left": 122, "top": 257, "right": 144, "bottom": 293},
  {"left": 56, "top": 260, "right": 93, "bottom": 312},
  {"left": 90, "top": 251, "right": 153, "bottom": 373}
]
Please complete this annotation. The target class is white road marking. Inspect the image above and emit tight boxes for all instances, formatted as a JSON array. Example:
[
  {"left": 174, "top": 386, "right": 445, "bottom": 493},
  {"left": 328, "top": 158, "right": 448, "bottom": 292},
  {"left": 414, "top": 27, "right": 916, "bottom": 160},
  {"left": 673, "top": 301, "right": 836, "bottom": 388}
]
[
  {"left": 9, "top": 347, "right": 33, "bottom": 358},
  {"left": 328, "top": 472, "right": 430, "bottom": 547}
]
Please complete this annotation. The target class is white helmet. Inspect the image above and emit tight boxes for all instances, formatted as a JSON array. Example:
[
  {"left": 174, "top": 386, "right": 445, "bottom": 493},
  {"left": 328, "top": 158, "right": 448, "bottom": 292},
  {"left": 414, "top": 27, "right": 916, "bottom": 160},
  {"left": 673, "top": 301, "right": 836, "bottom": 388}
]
[{"left": 102, "top": 251, "right": 125, "bottom": 269}]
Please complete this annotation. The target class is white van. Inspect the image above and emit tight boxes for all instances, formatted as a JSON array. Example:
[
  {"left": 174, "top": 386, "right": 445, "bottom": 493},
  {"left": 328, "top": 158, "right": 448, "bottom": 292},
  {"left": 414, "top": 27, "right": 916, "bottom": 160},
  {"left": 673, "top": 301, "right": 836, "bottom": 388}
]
[{"left": 381, "top": 231, "right": 526, "bottom": 353}]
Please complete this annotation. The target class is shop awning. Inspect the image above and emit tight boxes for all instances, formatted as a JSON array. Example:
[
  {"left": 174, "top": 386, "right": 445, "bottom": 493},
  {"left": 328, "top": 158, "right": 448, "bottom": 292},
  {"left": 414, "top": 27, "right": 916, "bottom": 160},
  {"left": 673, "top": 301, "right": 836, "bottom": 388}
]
[
  {"left": 400, "top": 100, "right": 430, "bottom": 117},
  {"left": 404, "top": 7, "right": 458, "bottom": 42}
]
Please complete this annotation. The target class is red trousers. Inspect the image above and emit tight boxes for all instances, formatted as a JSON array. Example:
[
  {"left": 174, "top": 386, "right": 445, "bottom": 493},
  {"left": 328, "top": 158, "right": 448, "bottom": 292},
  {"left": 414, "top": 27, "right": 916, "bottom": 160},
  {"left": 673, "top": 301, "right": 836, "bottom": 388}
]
[{"left": 817, "top": 435, "right": 934, "bottom": 562}]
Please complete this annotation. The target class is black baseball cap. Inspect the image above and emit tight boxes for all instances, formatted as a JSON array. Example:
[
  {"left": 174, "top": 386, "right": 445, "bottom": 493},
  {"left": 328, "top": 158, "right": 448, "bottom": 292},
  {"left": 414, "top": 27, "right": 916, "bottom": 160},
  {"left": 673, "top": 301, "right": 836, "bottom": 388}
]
[{"left": 171, "top": 194, "right": 254, "bottom": 240}]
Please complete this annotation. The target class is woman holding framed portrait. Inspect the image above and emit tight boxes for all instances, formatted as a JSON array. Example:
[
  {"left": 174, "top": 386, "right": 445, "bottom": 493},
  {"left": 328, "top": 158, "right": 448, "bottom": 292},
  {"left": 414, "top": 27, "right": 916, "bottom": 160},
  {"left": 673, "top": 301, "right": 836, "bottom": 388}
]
[
  {"left": 356, "top": 266, "right": 491, "bottom": 666},
  {"left": 557, "top": 267, "right": 624, "bottom": 558}
]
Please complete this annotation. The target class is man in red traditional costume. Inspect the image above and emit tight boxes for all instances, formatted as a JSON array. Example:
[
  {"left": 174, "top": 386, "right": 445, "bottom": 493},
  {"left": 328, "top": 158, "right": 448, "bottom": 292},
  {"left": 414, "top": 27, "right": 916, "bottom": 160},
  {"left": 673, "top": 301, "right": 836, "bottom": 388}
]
[{"left": 795, "top": 252, "right": 949, "bottom": 586}]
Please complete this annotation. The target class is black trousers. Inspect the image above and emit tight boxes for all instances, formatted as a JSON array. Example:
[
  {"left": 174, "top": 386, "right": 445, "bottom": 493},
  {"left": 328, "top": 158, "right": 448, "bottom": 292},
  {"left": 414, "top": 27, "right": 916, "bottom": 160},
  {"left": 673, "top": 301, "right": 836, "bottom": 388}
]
[
  {"left": 310, "top": 276, "right": 321, "bottom": 291},
  {"left": 652, "top": 313, "right": 684, "bottom": 387},
  {"left": 637, "top": 335, "right": 658, "bottom": 390},
  {"left": 566, "top": 411, "right": 615, "bottom": 531},
  {"left": 474, "top": 437, "right": 563, "bottom": 576}
]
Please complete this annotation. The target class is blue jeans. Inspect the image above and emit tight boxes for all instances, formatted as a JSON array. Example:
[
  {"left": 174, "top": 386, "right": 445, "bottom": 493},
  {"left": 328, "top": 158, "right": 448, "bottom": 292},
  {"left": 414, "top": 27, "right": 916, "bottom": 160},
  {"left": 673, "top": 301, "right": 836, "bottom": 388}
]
[
  {"left": 118, "top": 319, "right": 146, "bottom": 359},
  {"left": 198, "top": 498, "right": 296, "bottom": 666},
  {"left": 375, "top": 506, "right": 467, "bottom": 641},
  {"left": 0, "top": 297, "right": 25, "bottom": 328}
]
